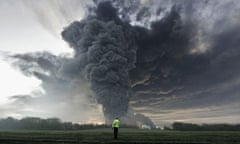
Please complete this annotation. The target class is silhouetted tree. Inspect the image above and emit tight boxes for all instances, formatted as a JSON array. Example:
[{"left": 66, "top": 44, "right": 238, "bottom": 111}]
[
  {"left": 172, "top": 122, "right": 240, "bottom": 131},
  {"left": 0, "top": 117, "right": 137, "bottom": 130}
]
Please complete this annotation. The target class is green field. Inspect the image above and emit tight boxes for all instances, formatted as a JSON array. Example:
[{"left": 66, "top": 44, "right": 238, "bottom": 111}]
[{"left": 0, "top": 128, "right": 240, "bottom": 144}]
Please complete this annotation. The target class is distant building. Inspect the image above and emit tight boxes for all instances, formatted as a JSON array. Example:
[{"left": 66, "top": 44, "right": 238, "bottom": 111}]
[
  {"left": 141, "top": 124, "right": 151, "bottom": 130},
  {"left": 155, "top": 126, "right": 164, "bottom": 130}
]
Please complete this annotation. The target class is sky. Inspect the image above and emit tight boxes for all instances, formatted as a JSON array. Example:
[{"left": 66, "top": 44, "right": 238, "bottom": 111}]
[{"left": 0, "top": 0, "right": 240, "bottom": 127}]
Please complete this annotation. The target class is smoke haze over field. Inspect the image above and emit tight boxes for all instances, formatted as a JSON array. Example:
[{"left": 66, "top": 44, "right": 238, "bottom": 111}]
[{"left": 1, "top": 0, "right": 240, "bottom": 126}]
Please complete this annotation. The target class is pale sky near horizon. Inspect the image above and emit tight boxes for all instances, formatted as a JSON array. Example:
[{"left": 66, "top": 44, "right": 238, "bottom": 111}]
[
  {"left": 0, "top": 0, "right": 72, "bottom": 106},
  {"left": 0, "top": 0, "right": 76, "bottom": 120}
]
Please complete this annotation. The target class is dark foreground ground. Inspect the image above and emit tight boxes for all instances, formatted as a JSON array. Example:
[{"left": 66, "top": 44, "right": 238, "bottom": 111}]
[{"left": 0, "top": 128, "right": 240, "bottom": 144}]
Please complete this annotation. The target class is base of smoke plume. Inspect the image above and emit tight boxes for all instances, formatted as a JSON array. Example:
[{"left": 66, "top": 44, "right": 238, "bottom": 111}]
[{"left": 103, "top": 107, "right": 155, "bottom": 128}]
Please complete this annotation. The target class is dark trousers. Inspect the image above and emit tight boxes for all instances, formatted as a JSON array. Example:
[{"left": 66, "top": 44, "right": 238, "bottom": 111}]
[{"left": 113, "top": 127, "right": 118, "bottom": 139}]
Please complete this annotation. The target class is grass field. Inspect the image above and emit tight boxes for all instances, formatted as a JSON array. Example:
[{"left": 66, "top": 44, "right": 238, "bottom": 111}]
[{"left": 0, "top": 128, "right": 240, "bottom": 144}]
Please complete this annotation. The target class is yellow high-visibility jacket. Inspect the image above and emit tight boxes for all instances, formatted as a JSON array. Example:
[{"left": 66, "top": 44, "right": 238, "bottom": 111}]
[{"left": 112, "top": 119, "right": 120, "bottom": 128}]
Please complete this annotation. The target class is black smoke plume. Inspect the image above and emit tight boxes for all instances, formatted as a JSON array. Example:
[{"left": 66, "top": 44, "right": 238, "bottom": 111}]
[{"left": 62, "top": 1, "right": 138, "bottom": 123}]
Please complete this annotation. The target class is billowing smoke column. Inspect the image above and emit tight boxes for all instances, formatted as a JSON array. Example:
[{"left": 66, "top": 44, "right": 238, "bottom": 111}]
[
  {"left": 62, "top": 2, "right": 137, "bottom": 123},
  {"left": 60, "top": 1, "right": 203, "bottom": 123}
]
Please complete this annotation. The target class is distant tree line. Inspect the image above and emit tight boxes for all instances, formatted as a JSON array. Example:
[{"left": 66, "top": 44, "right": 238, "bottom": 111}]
[
  {"left": 0, "top": 117, "right": 137, "bottom": 130},
  {"left": 168, "top": 122, "right": 240, "bottom": 131}
]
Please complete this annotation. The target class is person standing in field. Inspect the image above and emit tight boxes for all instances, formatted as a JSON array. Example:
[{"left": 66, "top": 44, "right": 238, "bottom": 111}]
[{"left": 112, "top": 117, "right": 120, "bottom": 139}]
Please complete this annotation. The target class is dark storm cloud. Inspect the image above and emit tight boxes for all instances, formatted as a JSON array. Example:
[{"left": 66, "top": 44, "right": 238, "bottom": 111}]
[
  {"left": 130, "top": 5, "right": 210, "bottom": 95},
  {"left": 12, "top": 52, "right": 71, "bottom": 94},
  {"left": 10, "top": 95, "right": 33, "bottom": 103},
  {"left": 92, "top": 0, "right": 141, "bottom": 21},
  {"left": 128, "top": 1, "right": 240, "bottom": 106},
  {"left": 12, "top": 52, "right": 89, "bottom": 99},
  {"left": 12, "top": 52, "right": 61, "bottom": 75},
  {"left": 11, "top": 52, "right": 103, "bottom": 122},
  {"left": 11, "top": 0, "right": 240, "bottom": 125}
]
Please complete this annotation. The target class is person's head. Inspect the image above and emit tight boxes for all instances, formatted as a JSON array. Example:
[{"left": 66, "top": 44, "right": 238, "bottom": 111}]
[{"left": 115, "top": 117, "right": 118, "bottom": 120}]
